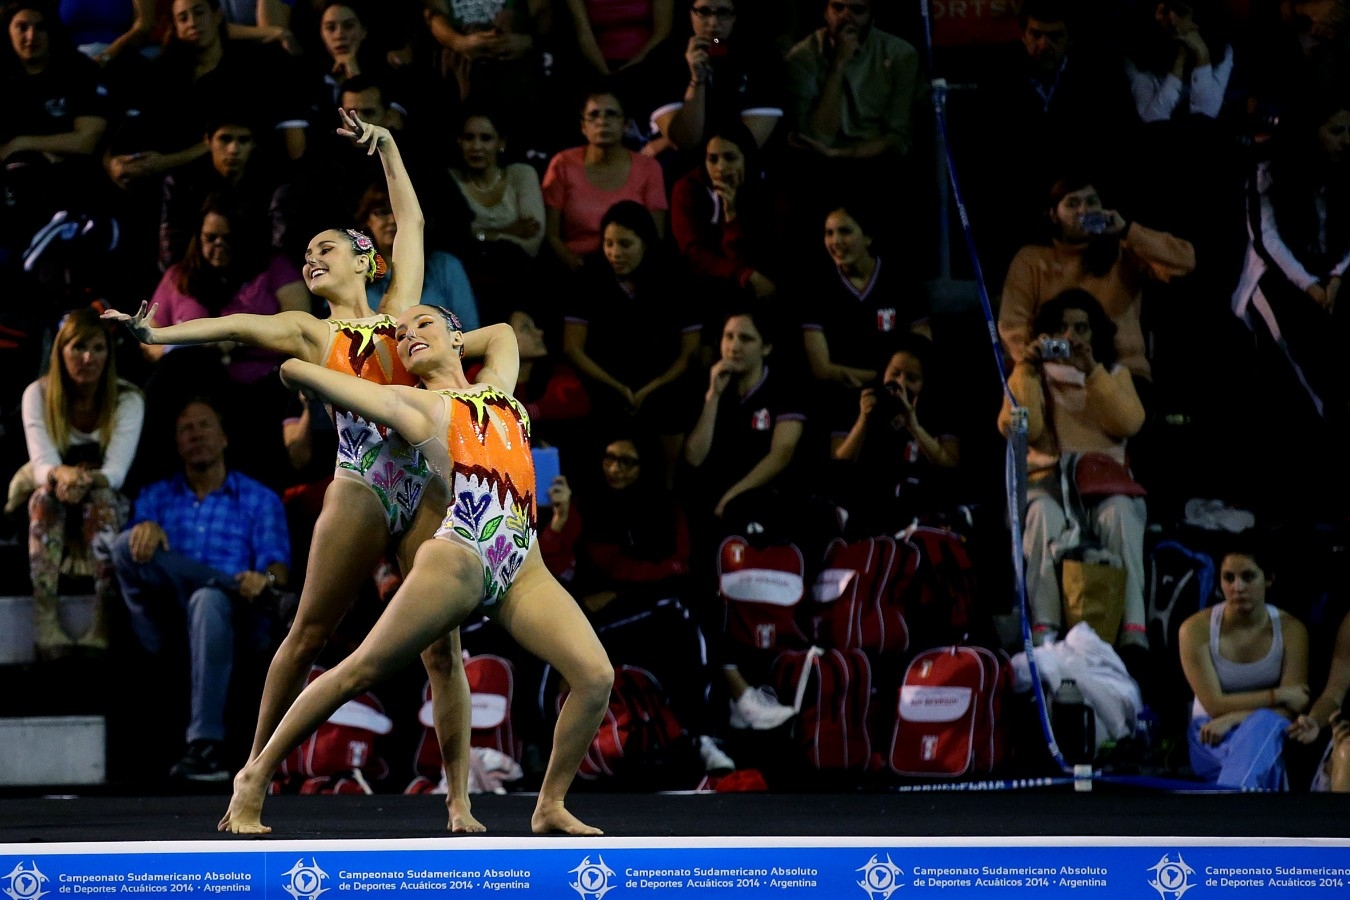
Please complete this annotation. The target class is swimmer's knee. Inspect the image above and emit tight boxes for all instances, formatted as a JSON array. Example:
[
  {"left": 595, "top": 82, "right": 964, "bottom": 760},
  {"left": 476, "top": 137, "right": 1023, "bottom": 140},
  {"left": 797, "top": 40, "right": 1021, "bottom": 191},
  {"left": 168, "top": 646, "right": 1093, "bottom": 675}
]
[
  {"left": 571, "top": 658, "right": 615, "bottom": 705},
  {"left": 421, "top": 635, "right": 459, "bottom": 675}
]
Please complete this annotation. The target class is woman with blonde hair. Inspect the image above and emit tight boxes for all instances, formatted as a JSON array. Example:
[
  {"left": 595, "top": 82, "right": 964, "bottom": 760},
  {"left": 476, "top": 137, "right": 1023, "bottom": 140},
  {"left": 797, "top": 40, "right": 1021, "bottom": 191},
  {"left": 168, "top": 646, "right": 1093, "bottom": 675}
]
[{"left": 21, "top": 306, "right": 144, "bottom": 658}]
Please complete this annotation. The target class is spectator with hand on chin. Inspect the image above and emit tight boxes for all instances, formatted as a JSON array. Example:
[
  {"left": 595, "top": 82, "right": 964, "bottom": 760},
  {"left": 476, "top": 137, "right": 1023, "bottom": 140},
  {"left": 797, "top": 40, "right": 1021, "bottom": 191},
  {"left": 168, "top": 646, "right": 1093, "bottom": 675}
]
[{"left": 670, "top": 120, "right": 786, "bottom": 302}]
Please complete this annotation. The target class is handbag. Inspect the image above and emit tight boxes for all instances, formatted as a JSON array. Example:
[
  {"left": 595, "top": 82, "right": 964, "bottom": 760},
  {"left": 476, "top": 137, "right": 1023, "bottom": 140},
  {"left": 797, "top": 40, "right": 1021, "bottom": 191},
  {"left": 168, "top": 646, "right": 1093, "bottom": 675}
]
[
  {"left": 1073, "top": 452, "right": 1146, "bottom": 498},
  {"left": 1061, "top": 553, "right": 1127, "bottom": 645}
]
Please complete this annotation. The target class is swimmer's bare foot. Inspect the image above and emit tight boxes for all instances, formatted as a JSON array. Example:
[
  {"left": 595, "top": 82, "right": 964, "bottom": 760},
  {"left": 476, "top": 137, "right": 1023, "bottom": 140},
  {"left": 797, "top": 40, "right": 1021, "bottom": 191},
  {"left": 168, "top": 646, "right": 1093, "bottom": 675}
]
[
  {"left": 532, "top": 800, "right": 602, "bottom": 835},
  {"left": 217, "top": 766, "right": 271, "bottom": 834},
  {"left": 449, "top": 796, "right": 486, "bottom": 834}
]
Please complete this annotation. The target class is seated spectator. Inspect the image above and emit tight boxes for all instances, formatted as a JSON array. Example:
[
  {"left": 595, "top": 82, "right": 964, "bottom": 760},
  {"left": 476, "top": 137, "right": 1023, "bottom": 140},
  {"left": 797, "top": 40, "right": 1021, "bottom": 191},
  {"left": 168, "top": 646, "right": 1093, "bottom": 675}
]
[
  {"left": 1231, "top": 93, "right": 1350, "bottom": 425},
  {"left": 449, "top": 107, "right": 545, "bottom": 319},
  {"left": 670, "top": 120, "right": 785, "bottom": 303},
  {"left": 1121, "top": 1, "right": 1241, "bottom": 241},
  {"left": 1123, "top": 0, "right": 1235, "bottom": 125},
  {"left": 783, "top": 0, "right": 919, "bottom": 162},
  {"left": 997, "top": 290, "right": 1147, "bottom": 651},
  {"left": 469, "top": 308, "right": 592, "bottom": 453},
  {"left": 956, "top": 0, "right": 1137, "bottom": 277},
  {"left": 683, "top": 302, "right": 805, "bottom": 529},
  {"left": 354, "top": 181, "right": 479, "bottom": 330},
  {"left": 543, "top": 89, "right": 668, "bottom": 271},
  {"left": 680, "top": 304, "right": 803, "bottom": 732},
  {"left": 799, "top": 200, "right": 930, "bottom": 439},
  {"left": 538, "top": 427, "right": 735, "bottom": 772},
  {"left": 563, "top": 0, "right": 672, "bottom": 79},
  {"left": 105, "top": 0, "right": 309, "bottom": 190},
  {"left": 562, "top": 201, "right": 700, "bottom": 470},
  {"left": 831, "top": 333, "right": 961, "bottom": 535},
  {"left": 141, "top": 197, "right": 307, "bottom": 487},
  {"left": 1179, "top": 537, "right": 1309, "bottom": 790},
  {"left": 640, "top": 0, "right": 784, "bottom": 161},
  {"left": 113, "top": 397, "right": 290, "bottom": 783},
  {"left": 306, "top": 2, "right": 422, "bottom": 122},
  {"left": 1290, "top": 608, "right": 1350, "bottom": 790},
  {"left": 21, "top": 307, "right": 144, "bottom": 658},
  {"left": 158, "top": 114, "right": 285, "bottom": 270},
  {"left": 422, "top": 0, "right": 549, "bottom": 113},
  {"left": 997, "top": 171, "right": 1196, "bottom": 408},
  {"left": 1, "top": 1, "right": 110, "bottom": 243},
  {"left": 102, "top": 0, "right": 309, "bottom": 273}
]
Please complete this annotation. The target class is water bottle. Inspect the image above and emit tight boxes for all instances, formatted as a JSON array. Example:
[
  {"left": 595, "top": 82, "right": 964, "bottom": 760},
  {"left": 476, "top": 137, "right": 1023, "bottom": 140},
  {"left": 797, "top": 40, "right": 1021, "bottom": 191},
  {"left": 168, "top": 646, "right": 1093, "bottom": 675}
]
[{"left": 1051, "top": 679, "right": 1096, "bottom": 766}]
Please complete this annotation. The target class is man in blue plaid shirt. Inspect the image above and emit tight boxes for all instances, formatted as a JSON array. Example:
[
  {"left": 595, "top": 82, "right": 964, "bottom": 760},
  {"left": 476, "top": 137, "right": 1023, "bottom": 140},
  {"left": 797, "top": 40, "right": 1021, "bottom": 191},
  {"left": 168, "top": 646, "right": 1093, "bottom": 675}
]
[{"left": 113, "top": 397, "right": 291, "bottom": 783}]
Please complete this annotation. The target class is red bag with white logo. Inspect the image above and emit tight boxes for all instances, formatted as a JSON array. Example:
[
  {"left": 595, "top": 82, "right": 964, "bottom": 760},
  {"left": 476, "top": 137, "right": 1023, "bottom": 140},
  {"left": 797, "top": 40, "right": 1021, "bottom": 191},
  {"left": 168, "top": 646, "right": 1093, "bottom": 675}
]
[
  {"left": 412, "top": 653, "right": 521, "bottom": 781},
  {"left": 888, "top": 645, "right": 1010, "bottom": 776},
  {"left": 279, "top": 666, "right": 391, "bottom": 784},
  {"left": 811, "top": 536, "right": 913, "bottom": 654},
  {"left": 718, "top": 535, "right": 810, "bottom": 651}
]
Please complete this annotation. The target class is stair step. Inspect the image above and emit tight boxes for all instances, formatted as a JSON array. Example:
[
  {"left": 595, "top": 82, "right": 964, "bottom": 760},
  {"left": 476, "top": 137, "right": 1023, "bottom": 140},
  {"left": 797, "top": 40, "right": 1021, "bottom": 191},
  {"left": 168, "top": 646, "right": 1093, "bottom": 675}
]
[
  {"left": 0, "top": 715, "right": 106, "bottom": 786},
  {"left": 0, "top": 595, "right": 98, "bottom": 665}
]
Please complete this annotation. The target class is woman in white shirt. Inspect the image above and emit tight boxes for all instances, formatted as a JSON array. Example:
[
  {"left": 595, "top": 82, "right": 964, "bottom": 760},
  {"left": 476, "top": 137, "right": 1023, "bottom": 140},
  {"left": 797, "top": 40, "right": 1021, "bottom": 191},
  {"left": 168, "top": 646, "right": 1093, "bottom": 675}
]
[
  {"left": 449, "top": 107, "right": 546, "bottom": 319},
  {"left": 1123, "top": 1, "right": 1234, "bottom": 123},
  {"left": 21, "top": 307, "right": 144, "bottom": 658}
]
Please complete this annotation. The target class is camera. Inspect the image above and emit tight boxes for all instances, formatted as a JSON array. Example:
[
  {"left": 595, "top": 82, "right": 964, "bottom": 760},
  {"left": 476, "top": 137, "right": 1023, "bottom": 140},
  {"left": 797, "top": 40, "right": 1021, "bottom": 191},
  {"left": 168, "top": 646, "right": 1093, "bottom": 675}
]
[
  {"left": 1080, "top": 210, "right": 1111, "bottom": 235},
  {"left": 1039, "top": 336, "right": 1072, "bottom": 361}
]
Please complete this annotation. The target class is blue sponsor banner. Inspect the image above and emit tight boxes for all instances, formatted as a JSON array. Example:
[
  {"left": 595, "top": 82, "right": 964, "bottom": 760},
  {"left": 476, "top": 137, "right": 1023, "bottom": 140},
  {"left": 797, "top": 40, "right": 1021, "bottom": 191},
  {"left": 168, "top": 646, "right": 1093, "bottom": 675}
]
[{"left": 5, "top": 838, "right": 1350, "bottom": 899}]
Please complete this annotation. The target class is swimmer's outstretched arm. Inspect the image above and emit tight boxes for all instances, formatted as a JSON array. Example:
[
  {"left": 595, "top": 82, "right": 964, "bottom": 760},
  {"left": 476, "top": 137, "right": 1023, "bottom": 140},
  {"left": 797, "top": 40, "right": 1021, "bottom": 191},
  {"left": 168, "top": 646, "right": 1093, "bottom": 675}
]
[
  {"left": 459, "top": 323, "right": 520, "bottom": 393},
  {"left": 103, "top": 302, "right": 327, "bottom": 362},
  {"left": 339, "top": 108, "right": 425, "bottom": 317},
  {"left": 279, "top": 357, "right": 439, "bottom": 443}
]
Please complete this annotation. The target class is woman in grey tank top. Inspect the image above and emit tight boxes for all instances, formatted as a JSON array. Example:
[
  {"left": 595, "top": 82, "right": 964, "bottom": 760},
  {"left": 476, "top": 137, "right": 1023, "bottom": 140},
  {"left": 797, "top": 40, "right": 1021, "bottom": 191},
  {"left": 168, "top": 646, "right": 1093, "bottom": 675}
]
[{"left": 1178, "top": 544, "right": 1309, "bottom": 790}]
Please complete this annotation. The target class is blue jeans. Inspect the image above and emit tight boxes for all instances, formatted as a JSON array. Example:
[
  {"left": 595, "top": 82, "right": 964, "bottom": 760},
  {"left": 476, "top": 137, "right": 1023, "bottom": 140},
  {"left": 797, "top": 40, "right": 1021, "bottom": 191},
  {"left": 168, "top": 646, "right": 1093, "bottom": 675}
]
[
  {"left": 112, "top": 531, "right": 271, "bottom": 745},
  {"left": 1188, "top": 708, "right": 1289, "bottom": 791}
]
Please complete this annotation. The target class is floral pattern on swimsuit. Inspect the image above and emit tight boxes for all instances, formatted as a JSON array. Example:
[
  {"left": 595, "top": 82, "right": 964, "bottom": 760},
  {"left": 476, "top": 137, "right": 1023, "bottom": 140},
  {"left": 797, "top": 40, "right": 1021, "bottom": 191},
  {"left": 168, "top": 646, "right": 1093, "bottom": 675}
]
[
  {"left": 432, "top": 387, "right": 538, "bottom": 605},
  {"left": 326, "top": 316, "right": 433, "bottom": 535}
]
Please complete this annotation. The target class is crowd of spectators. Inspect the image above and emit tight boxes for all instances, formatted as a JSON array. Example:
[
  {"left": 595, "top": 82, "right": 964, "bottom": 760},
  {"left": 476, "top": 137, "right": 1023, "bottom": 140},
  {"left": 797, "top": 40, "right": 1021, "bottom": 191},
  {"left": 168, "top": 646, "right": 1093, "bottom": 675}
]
[{"left": 4, "top": 0, "right": 1350, "bottom": 792}]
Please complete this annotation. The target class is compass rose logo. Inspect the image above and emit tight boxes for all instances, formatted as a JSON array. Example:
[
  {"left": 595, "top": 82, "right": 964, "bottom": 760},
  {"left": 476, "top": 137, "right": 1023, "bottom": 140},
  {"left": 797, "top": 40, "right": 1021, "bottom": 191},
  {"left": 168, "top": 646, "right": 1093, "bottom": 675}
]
[
  {"left": 282, "top": 858, "right": 329, "bottom": 900},
  {"left": 1148, "top": 853, "right": 1195, "bottom": 899},
  {"left": 569, "top": 856, "right": 616, "bottom": 900},
  {"left": 2, "top": 862, "right": 48, "bottom": 900},
  {"left": 857, "top": 853, "right": 904, "bottom": 899}
]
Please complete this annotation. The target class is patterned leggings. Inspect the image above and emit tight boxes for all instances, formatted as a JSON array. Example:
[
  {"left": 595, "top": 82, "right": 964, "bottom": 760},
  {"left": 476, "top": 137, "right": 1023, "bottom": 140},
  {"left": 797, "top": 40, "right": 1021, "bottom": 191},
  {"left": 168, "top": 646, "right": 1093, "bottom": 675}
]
[{"left": 28, "top": 485, "right": 125, "bottom": 609}]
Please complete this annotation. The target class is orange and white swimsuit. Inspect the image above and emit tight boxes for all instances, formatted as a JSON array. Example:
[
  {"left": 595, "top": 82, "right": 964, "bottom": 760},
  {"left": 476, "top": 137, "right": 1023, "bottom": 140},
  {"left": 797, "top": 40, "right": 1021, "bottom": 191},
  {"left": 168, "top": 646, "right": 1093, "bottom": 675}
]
[
  {"left": 412, "top": 386, "right": 537, "bottom": 605},
  {"left": 324, "top": 316, "right": 435, "bottom": 535}
]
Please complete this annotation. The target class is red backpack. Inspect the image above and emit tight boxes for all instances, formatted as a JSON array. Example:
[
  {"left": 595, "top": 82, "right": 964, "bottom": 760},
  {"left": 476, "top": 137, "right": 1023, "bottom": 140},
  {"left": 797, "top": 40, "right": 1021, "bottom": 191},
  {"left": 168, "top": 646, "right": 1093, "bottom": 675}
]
[
  {"left": 895, "top": 525, "right": 979, "bottom": 650},
  {"left": 772, "top": 646, "right": 875, "bottom": 772},
  {"left": 412, "top": 653, "right": 521, "bottom": 782},
  {"left": 569, "top": 665, "right": 694, "bottom": 787},
  {"left": 887, "top": 645, "right": 1010, "bottom": 777},
  {"left": 277, "top": 666, "right": 391, "bottom": 791},
  {"left": 811, "top": 536, "right": 913, "bottom": 655},
  {"left": 718, "top": 536, "right": 810, "bottom": 651}
]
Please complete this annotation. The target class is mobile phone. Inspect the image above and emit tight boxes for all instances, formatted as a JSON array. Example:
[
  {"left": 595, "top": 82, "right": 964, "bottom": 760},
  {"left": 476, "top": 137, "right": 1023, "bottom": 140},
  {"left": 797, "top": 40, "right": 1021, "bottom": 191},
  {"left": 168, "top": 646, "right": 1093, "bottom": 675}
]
[
  {"left": 707, "top": 37, "right": 729, "bottom": 58},
  {"left": 532, "top": 446, "right": 561, "bottom": 506}
]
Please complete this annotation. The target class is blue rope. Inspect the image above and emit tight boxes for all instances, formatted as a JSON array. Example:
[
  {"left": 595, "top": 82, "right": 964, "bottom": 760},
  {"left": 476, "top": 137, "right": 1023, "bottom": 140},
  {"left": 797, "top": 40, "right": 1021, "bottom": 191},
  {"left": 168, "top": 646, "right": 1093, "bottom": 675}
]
[{"left": 915, "top": 0, "right": 1068, "bottom": 775}]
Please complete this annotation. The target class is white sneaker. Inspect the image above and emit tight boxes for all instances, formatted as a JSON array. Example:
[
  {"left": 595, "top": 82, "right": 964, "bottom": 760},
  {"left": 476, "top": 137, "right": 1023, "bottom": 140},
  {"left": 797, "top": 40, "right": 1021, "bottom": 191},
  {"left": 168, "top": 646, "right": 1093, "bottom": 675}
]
[
  {"left": 728, "top": 685, "right": 796, "bottom": 730},
  {"left": 697, "top": 735, "right": 735, "bottom": 775}
]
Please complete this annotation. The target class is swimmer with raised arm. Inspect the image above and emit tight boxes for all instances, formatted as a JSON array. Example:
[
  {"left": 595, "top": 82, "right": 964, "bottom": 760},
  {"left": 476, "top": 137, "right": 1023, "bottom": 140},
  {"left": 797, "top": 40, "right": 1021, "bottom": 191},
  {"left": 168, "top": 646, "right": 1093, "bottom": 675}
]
[
  {"left": 105, "top": 110, "right": 482, "bottom": 832},
  {"left": 218, "top": 307, "right": 614, "bottom": 835}
]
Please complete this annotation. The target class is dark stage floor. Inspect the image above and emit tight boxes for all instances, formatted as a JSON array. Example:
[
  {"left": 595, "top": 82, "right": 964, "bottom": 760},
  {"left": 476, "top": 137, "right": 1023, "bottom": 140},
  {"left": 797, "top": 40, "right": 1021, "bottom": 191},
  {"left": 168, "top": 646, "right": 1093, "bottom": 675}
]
[{"left": 3, "top": 789, "right": 1349, "bottom": 843}]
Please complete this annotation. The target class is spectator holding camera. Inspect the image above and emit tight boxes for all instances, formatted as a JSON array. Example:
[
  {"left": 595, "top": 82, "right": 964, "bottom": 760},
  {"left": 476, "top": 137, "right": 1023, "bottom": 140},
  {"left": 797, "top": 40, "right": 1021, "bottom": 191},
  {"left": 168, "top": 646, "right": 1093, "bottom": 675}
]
[
  {"left": 998, "top": 172, "right": 1195, "bottom": 410},
  {"left": 998, "top": 289, "right": 1147, "bottom": 651},
  {"left": 831, "top": 333, "right": 959, "bottom": 535}
]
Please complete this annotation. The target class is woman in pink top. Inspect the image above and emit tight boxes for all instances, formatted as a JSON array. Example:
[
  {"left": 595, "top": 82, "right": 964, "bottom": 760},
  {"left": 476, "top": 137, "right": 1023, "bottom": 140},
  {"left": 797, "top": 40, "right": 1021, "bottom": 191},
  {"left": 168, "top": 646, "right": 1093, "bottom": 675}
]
[
  {"left": 543, "top": 89, "right": 668, "bottom": 270},
  {"left": 144, "top": 198, "right": 309, "bottom": 386},
  {"left": 565, "top": 0, "right": 673, "bottom": 75}
]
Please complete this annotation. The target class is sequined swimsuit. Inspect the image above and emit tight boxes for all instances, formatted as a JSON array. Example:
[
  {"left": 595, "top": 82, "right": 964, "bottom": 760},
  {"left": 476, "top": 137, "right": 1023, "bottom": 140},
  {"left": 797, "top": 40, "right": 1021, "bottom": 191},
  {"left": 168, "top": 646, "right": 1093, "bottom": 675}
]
[
  {"left": 411, "top": 387, "right": 537, "bottom": 606},
  {"left": 323, "top": 316, "right": 434, "bottom": 535}
]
